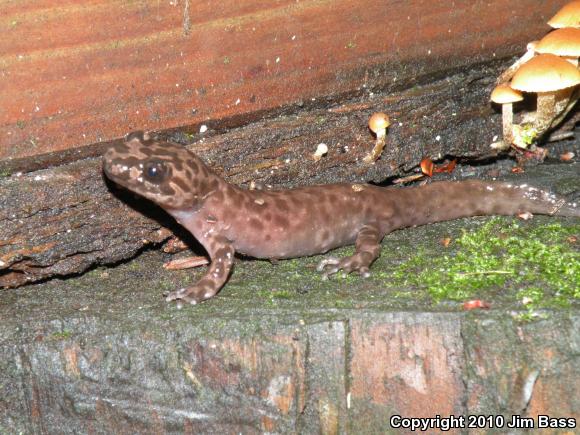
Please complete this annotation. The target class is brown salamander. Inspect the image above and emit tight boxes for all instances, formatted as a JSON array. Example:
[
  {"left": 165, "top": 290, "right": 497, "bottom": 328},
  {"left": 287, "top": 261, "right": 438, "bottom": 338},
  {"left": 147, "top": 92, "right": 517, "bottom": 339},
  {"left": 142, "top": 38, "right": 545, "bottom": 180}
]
[{"left": 103, "top": 132, "right": 579, "bottom": 305}]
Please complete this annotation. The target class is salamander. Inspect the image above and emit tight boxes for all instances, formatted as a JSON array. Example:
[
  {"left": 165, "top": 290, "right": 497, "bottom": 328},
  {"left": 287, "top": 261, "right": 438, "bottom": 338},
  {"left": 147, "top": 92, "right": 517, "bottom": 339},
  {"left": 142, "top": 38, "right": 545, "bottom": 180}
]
[{"left": 103, "top": 131, "right": 579, "bottom": 305}]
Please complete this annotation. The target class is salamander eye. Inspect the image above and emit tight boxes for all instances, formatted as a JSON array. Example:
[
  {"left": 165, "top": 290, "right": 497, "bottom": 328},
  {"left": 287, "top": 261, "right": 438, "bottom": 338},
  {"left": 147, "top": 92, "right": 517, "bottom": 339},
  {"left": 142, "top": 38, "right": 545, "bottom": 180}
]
[{"left": 143, "top": 160, "right": 167, "bottom": 183}]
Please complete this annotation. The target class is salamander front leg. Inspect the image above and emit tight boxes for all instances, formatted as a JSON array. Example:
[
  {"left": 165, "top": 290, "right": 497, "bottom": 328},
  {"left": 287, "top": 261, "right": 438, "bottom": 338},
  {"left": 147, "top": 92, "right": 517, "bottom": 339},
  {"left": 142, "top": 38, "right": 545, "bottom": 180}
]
[
  {"left": 165, "top": 235, "right": 234, "bottom": 306},
  {"left": 317, "top": 225, "right": 382, "bottom": 280}
]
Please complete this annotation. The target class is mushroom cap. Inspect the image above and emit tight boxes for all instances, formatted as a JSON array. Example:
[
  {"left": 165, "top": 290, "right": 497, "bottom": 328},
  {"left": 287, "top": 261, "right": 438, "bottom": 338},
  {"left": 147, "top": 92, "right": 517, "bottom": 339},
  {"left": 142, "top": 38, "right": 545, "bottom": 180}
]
[
  {"left": 511, "top": 53, "right": 580, "bottom": 92},
  {"left": 490, "top": 84, "right": 524, "bottom": 104},
  {"left": 368, "top": 112, "right": 391, "bottom": 132},
  {"left": 536, "top": 28, "right": 580, "bottom": 57},
  {"left": 526, "top": 40, "right": 539, "bottom": 51},
  {"left": 548, "top": 1, "right": 580, "bottom": 28}
]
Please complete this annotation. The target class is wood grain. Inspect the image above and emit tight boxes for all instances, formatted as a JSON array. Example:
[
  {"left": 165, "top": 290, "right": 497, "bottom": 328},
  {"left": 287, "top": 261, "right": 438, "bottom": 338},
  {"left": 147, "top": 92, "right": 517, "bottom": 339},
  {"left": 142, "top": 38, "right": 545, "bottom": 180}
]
[{"left": 0, "top": 0, "right": 560, "bottom": 165}]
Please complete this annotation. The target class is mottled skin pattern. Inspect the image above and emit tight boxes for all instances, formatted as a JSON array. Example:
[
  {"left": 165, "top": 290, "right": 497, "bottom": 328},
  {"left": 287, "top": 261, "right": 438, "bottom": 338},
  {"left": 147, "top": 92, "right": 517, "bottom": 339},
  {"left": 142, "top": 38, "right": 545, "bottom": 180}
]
[{"left": 103, "top": 132, "right": 579, "bottom": 305}]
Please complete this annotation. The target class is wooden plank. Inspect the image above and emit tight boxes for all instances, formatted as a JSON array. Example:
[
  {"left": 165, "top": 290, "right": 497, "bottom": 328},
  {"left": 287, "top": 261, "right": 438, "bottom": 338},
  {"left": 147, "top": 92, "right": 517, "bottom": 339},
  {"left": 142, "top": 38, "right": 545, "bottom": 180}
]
[{"left": 0, "top": 0, "right": 562, "bottom": 165}]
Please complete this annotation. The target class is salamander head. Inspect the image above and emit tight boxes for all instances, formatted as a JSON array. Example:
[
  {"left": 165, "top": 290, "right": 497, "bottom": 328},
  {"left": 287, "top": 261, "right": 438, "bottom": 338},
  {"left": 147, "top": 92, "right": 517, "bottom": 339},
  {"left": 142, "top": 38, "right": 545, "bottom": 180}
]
[{"left": 103, "top": 131, "right": 217, "bottom": 210}]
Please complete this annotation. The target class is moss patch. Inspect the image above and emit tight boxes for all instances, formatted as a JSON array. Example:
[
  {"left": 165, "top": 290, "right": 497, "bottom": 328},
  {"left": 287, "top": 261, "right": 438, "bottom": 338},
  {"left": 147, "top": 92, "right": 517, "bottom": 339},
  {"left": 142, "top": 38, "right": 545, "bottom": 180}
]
[{"left": 389, "top": 217, "right": 579, "bottom": 315}]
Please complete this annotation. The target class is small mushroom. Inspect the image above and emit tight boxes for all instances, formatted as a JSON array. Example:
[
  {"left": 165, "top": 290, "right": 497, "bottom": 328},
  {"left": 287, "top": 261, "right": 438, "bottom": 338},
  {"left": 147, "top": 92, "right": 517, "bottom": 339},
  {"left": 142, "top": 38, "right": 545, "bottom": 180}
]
[
  {"left": 363, "top": 112, "right": 391, "bottom": 163},
  {"left": 548, "top": 0, "right": 580, "bottom": 28},
  {"left": 510, "top": 53, "right": 580, "bottom": 132},
  {"left": 490, "top": 84, "right": 524, "bottom": 145}
]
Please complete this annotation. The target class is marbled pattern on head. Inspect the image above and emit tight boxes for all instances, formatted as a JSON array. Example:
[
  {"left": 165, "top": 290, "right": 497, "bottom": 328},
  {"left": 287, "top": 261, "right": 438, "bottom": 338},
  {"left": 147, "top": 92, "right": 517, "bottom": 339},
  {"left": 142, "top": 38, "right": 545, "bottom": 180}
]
[{"left": 103, "top": 131, "right": 220, "bottom": 210}]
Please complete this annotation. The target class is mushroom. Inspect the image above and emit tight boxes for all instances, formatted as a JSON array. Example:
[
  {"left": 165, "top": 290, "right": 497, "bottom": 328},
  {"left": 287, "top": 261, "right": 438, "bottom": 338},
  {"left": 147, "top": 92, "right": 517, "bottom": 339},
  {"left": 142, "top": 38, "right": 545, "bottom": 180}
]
[
  {"left": 535, "top": 27, "right": 580, "bottom": 119},
  {"left": 496, "top": 41, "right": 539, "bottom": 85},
  {"left": 490, "top": 84, "right": 523, "bottom": 145},
  {"left": 536, "top": 27, "right": 580, "bottom": 66},
  {"left": 548, "top": 0, "right": 580, "bottom": 28},
  {"left": 364, "top": 112, "right": 391, "bottom": 163},
  {"left": 510, "top": 53, "right": 580, "bottom": 132}
]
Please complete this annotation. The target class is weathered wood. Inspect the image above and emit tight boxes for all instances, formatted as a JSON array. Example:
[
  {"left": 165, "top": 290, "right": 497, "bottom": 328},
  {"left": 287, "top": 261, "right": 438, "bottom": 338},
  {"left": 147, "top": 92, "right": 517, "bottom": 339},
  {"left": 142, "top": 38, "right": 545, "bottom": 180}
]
[
  {"left": 0, "top": 158, "right": 170, "bottom": 288},
  {"left": 0, "top": 0, "right": 561, "bottom": 167},
  {"left": 1, "top": 62, "right": 509, "bottom": 288},
  {"left": 2, "top": 273, "right": 579, "bottom": 433}
]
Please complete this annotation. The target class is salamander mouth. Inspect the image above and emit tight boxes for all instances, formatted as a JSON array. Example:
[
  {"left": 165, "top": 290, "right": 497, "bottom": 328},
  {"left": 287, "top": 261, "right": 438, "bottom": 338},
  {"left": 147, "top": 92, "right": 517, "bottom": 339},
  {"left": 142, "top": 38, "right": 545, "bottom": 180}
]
[
  {"left": 102, "top": 157, "right": 114, "bottom": 177},
  {"left": 102, "top": 155, "right": 135, "bottom": 189},
  {"left": 102, "top": 145, "right": 146, "bottom": 183},
  {"left": 102, "top": 156, "right": 122, "bottom": 177}
]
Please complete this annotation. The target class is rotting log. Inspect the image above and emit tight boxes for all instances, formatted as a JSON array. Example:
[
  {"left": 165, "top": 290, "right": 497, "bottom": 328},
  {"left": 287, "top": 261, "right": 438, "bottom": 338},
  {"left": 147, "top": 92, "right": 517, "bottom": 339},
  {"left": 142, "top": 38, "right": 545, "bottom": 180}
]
[{"left": 0, "top": 61, "right": 524, "bottom": 289}]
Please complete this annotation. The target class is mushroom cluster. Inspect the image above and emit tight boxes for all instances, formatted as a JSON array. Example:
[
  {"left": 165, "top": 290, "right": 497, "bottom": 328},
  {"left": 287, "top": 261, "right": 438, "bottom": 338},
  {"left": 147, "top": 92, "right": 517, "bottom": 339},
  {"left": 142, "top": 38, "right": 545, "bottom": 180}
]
[{"left": 491, "top": 1, "right": 580, "bottom": 151}]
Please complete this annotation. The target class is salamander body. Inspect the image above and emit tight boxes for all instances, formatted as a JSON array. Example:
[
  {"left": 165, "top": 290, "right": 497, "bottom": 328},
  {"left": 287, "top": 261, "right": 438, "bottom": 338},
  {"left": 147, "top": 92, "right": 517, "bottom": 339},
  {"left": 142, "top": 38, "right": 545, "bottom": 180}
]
[{"left": 103, "top": 132, "right": 579, "bottom": 305}]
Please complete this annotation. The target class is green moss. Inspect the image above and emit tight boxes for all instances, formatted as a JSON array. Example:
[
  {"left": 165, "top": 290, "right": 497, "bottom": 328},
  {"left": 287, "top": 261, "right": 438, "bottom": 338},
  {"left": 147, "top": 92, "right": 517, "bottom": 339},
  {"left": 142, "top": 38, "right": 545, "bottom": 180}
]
[
  {"left": 271, "top": 290, "right": 293, "bottom": 299},
  {"left": 520, "top": 124, "right": 538, "bottom": 146},
  {"left": 51, "top": 331, "right": 72, "bottom": 340},
  {"left": 389, "top": 218, "right": 579, "bottom": 311}
]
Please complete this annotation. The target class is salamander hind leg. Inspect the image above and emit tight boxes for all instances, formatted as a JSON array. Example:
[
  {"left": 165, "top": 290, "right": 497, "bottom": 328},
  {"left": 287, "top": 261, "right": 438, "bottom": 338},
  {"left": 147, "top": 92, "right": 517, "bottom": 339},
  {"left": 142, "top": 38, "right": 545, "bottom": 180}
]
[
  {"left": 165, "top": 236, "right": 234, "bottom": 307},
  {"left": 317, "top": 225, "right": 382, "bottom": 280}
]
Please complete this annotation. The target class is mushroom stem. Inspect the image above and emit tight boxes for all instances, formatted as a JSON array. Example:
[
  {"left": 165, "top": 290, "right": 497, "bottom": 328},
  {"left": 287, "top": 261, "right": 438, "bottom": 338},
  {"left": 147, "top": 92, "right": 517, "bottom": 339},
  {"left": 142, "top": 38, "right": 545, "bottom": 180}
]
[
  {"left": 554, "top": 86, "right": 576, "bottom": 115},
  {"left": 363, "top": 130, "right": 386, "bottom": 163},
  {"left": 535, "top": 92, "right": 556, "bottom": 132},
  {"left": 496, "top": 42, "right": 537, "bottom": 85},
  {"left": 501, "top": 103, "right": 514, "bottom": 144},
  {"left": 550, "top": 86, "right": 580, "bottom": 130}
]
